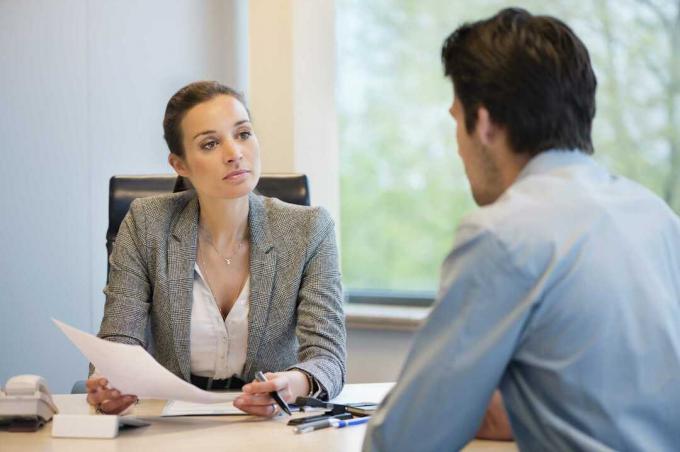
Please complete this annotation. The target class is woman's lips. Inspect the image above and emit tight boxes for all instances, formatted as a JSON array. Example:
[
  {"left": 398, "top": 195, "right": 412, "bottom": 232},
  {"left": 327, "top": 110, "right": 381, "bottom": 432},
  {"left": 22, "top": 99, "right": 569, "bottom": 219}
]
[{"left": 224, "top": 169, "right": 250, "bottom": 180}]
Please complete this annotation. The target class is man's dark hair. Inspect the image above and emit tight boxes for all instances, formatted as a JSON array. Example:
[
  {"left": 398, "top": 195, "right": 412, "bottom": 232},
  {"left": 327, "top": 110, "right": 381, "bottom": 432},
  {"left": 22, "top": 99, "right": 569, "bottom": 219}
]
[
  {"left": 163, "top": 81, "right": 249, "bottom": 157},
  {"left": 441, "top": 8, "right": 597, "bottom": 155}
]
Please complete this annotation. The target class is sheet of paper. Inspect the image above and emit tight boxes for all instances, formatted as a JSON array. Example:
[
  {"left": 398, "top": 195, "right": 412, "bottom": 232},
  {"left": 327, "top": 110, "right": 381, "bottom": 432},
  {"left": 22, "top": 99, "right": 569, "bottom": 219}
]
[
  {"left": 330, "top": 382, "right": 394, "bottom": 405},
  {"left": 162, "top": 396, "right": 243, "bottom": 417},
  {"left": 53, "top": 318, "right": 238, "bottom": 404}
]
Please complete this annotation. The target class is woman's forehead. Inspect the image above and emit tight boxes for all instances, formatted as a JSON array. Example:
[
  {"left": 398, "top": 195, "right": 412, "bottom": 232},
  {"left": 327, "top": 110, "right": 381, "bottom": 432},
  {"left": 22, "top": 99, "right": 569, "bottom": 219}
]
[{"left": 182, "top": 95, "right": 249, "bottom": 133}]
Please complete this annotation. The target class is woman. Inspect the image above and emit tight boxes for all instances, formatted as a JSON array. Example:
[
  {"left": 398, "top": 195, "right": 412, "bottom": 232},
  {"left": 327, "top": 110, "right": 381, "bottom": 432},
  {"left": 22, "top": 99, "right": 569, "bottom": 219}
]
[{"left": 86, "top": 81, "right": 346, "bottom": 416}]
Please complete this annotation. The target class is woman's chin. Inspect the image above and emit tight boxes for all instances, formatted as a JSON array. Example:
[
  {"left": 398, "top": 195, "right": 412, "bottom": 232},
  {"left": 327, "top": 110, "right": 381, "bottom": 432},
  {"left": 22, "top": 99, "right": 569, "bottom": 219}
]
[{"left": 219, "top": 180, "right": 258, "bottom": 199}]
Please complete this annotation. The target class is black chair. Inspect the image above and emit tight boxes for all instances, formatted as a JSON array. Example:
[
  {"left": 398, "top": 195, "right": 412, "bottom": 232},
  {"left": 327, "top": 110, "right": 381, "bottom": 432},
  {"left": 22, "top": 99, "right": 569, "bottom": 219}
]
[{"left": 71, "top": 173, "right": 309, "bottom": 394}]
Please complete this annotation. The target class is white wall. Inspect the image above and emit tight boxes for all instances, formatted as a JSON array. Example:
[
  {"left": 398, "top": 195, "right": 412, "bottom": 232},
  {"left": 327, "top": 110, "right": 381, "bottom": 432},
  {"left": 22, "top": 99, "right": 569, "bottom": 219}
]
[
  {"left": 248, "top": 0, "right": 339, "bottom": 221},
  {"left": 0, "top": 0, "right": 247, "bottom": 392}
]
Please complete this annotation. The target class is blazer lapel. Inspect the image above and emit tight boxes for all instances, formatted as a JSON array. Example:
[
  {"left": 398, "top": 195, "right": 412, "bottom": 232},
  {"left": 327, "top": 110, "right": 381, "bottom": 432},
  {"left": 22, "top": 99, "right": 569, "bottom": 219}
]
[
  {"left": 167, "top": 194, "right": 199, "bottom": 381},
  {"left": 244, "top": 192, "right": 276, "bottom": 378}
]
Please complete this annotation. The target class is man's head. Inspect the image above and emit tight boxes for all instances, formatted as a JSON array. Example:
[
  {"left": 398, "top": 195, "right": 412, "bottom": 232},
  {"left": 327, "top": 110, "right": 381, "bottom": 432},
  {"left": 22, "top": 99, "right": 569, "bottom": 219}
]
[{"left": 442, "top": 8, "right": 597, "bottom": 205}]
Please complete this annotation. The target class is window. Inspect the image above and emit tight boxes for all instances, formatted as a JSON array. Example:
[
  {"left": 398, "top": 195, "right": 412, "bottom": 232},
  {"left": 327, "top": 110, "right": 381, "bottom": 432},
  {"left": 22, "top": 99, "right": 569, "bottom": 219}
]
[{"left": 337, "top": 0, "right": 679, "bottom": 302}]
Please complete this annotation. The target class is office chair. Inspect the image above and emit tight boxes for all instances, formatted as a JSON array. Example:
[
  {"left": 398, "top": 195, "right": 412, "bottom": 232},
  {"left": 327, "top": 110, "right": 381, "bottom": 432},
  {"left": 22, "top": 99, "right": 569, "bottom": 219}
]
[
  {"left": 107, "top": 173, "right": 310, "bottom": 260},
  {"left": 70, "top": 173, "right": 309, "bottom": 394}
]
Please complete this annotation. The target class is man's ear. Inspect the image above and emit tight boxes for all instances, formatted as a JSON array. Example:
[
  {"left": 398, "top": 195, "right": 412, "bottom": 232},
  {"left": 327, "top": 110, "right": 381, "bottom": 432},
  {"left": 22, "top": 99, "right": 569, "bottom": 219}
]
[
  {"left": 168, "top": 153, "right": 189, "bottom": 177},
  {"left": 475, "top": 106, "right": 499, "bottom": 147}
]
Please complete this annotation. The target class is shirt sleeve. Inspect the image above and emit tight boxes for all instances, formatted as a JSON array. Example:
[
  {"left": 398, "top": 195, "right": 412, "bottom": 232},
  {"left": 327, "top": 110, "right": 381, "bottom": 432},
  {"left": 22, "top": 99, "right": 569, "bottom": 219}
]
[{"left": 363, "top": 222, "right": 535, "bottom": 452}]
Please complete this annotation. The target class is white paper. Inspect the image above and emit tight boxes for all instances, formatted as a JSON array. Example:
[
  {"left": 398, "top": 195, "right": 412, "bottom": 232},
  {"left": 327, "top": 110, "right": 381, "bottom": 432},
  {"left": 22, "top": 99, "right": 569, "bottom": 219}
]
[
  {"left": 330, "top": 382, "right": 394, "bottom": 405},
  {"left": 158, "top": 383, "right": 395, "bottom": 417},
  {"left": 162, "top": 397, "right": 243, "bottom": 417},
  {"left": 53, "top": 318, "right": 239, "bottom": 404}
]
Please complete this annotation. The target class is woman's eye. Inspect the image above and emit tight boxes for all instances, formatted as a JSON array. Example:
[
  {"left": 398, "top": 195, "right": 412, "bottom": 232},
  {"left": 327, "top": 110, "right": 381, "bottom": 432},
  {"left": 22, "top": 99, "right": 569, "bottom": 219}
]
[
  {"left": 238, "top": 130, "right": 252, "bottom": 140},
  {"left": 201, "top": 140, "right": 218, "bottom": 150}
]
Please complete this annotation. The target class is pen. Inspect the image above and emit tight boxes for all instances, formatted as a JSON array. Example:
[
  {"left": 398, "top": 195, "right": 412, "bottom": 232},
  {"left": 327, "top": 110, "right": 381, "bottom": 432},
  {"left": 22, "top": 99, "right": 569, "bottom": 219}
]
[
  {"left": 329, "top": 416, "right": 372, "bottom": 428},
  {"left": 255, "top": 371, "right": 292, "bottom": 415},
  {"left": 294, "top": 418, "right": 334, "bottom": 434}
]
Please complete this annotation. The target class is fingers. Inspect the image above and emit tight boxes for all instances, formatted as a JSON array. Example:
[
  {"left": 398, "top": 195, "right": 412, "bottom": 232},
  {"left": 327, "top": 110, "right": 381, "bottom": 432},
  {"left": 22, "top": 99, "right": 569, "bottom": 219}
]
[
  {"left": 85, "top": 377, "right": 138, "bottom": 414},
  {"left": 86, "top": 377, "right": 109, "bottom": 406},
  {"left": 242, "top": 380, "right": 276, "bottom": 394},
  {"left": 237, "top": 372, "right": 294, "bottom": 417},
  {"left": 242, "top": 372, "right": 288, "bottom": 395},
  {"left": 86, "top": 377, "right": 107, "bottom": 393},
  {"left": 233, "top": 395, "right": 278, "bottom": 417},
  {"left": 235, "top": 403, "right": 277, "bottom": 417},
  {"left": 99, "top": 395, "right": 137, "bottom": 415},
  {"left": 234, "top": 393, "right": 274, "bottom": 407}
]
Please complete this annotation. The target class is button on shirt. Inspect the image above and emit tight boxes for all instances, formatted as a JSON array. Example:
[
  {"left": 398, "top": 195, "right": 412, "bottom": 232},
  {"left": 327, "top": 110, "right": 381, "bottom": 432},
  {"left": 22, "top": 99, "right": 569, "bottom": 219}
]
[
  {"left": 364, "top": 150, "right": 680, "bottom": 452},
  {"left": 190, "top": 264, "right": 249, "bottom": 380}
]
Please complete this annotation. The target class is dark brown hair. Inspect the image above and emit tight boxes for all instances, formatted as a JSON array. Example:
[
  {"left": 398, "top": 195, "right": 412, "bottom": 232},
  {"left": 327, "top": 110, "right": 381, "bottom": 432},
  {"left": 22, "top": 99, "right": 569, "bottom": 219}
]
[
  {"left": 163, "top": 81, "right": 249, "bottom": 157},
  {"left": 441, "top": 8, "right": 597, "bottom": 155}
]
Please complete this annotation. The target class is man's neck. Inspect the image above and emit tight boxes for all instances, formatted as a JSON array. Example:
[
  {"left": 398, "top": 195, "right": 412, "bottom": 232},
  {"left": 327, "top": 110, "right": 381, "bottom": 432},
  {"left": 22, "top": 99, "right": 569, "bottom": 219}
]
[{"left": 496, "top": 146, "right": 533, "bottom": 195}]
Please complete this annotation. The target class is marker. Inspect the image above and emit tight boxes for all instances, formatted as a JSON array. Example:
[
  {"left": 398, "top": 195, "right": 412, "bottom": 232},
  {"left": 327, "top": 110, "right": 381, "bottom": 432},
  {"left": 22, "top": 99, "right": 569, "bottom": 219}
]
[
  {"left": 329, "top": 416, "right": 372, "bottom": 428},
  {"left": 255, "top": 371, "right": 292, "bottom": 415}
]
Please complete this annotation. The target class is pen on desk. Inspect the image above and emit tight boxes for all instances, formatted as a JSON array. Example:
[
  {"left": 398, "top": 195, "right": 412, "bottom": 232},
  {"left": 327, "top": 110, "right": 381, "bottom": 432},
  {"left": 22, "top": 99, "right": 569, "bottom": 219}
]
[
  {"left": 294, "top": 418, "right": 334, "bottom": 434},
  {"left": 329, "top": 417, "right": 372, "bottom": 428},
  {"left": 254, "top": 371, "right": 292, "bottom": 415}
]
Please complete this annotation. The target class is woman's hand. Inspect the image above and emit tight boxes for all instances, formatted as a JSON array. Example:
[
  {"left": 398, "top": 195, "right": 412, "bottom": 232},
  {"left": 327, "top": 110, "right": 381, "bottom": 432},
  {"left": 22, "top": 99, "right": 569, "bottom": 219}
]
[
  {"left": 234, "top": 370, "right": 310, "bottom": 417},
  {"left": 85, "top": 376, "right": 138, "bottom": 415}
]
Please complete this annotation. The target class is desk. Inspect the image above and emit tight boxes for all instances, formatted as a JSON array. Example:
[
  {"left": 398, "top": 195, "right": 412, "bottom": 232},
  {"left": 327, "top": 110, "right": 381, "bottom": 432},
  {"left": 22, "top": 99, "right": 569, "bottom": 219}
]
[{"left": 1, "top": 383, "right": 517, "bottom": 452}]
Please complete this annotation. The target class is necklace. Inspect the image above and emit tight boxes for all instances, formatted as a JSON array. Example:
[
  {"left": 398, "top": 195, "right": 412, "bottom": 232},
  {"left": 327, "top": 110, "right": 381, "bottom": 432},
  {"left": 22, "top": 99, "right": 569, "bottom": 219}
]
[
  {"left": 198, "top": 249, "right": 229, "bottom": 318},
  {"left": 199, "top": 226, "right": 244, "bottom": 265}
]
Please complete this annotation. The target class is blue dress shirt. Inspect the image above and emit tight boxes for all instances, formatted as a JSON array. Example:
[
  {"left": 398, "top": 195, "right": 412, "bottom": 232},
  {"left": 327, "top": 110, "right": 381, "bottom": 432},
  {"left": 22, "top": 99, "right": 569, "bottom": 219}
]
[{"left": 363, "top": 150, "right": 680, "bottom": 451}]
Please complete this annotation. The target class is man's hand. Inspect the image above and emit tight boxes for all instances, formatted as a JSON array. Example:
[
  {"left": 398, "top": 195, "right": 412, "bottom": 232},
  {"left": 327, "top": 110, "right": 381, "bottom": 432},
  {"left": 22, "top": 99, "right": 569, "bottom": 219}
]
[{"left": 476, "top": 391, "right": 514, "bottom": 440}]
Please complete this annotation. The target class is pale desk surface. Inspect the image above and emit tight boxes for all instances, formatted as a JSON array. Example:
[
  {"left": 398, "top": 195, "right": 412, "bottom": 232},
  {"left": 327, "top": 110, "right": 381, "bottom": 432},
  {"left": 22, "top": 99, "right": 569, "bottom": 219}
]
[{"left": 1, "top": 383, "right": 517, "bottom": 452}]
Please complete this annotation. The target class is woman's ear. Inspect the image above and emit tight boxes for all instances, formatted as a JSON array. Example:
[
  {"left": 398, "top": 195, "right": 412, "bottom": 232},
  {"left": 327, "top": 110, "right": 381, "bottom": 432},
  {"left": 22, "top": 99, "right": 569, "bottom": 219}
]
[{"left": 168, "top": 153, "right": 189, "bottom": 177}]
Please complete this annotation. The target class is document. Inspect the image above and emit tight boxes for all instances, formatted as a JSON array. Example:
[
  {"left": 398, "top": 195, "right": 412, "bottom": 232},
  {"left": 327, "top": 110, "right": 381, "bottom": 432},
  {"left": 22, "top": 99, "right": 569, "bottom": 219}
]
[
  {"left": 53, "top": 319, "right": 242, "bottom": 404},
  {"left": 162, "top": 397, "right": 243, "bottom": 417},
  {"left": 330, "top": 382, "right": 394, "bottom": 405}
]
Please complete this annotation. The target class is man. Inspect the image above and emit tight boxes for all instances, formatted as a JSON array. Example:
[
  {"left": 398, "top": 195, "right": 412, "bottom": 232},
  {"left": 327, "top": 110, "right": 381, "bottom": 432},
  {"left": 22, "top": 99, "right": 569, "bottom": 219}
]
[{"left": 363, "top": 8, "right": 680, "bottom": 452}]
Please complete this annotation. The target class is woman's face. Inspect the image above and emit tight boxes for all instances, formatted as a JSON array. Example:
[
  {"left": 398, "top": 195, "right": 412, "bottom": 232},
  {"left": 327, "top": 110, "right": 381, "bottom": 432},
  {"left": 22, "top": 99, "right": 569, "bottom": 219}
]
[{"left": 169, "top": 94, "right": 261, "bottom": 200}]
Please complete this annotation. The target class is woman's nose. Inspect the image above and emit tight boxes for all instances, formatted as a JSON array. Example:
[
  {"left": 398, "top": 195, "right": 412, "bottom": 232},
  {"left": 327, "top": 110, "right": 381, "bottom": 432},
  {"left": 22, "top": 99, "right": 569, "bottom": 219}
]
[{"left": 221, "top": 141, "right": 243, "bottom": 163}]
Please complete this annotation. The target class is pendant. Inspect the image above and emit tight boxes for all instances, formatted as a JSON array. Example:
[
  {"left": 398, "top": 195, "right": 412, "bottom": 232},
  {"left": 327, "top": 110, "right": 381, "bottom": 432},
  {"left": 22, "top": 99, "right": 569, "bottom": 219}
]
[{"left": 225, "top": 258, "right": 232, "bottom": 265}]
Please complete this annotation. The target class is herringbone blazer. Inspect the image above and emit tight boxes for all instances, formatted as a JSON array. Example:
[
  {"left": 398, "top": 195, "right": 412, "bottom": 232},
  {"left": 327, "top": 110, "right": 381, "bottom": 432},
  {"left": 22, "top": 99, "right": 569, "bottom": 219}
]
[{"left": 97, "top": 190, "right": 346, "bottom": 398}]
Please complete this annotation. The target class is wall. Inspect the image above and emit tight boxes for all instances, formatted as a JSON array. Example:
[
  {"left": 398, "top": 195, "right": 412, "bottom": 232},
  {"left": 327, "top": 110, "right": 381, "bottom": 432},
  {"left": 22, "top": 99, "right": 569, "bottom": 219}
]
[
  {"left": 346, "top": 329, "right": 414, "bottom": 383},
  {"left": 0, "top": 0, "right": 247, "bottom": 392},
  {"left": 248, "top": 0, "right": 339, "bottom": 221}
]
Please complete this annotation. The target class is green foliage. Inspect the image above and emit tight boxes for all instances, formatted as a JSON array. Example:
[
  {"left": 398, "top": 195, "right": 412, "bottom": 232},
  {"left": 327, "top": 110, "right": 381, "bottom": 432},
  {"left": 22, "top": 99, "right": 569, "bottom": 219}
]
[{"left": 337, "top": 0, "right": 680, "bottom": 292}]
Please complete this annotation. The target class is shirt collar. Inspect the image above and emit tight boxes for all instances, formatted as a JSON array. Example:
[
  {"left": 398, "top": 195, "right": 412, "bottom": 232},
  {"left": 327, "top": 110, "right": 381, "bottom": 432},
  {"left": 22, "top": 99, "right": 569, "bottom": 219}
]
[{"left": 515, "top": 148, "right": 595, "bottom": 182}]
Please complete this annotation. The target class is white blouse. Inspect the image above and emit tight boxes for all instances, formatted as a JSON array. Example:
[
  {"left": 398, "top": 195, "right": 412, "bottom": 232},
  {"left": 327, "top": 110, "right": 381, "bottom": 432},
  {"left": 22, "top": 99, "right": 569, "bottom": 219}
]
[{"left": 189, "top": 264, "right": 250, "bottom": 380}]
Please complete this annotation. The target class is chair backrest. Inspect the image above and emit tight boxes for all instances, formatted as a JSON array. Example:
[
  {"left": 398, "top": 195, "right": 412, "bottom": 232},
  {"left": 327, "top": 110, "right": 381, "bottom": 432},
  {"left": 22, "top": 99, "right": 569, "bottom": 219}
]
[{"left": 106, "top": 173, "right": 309, "bottom": 260}]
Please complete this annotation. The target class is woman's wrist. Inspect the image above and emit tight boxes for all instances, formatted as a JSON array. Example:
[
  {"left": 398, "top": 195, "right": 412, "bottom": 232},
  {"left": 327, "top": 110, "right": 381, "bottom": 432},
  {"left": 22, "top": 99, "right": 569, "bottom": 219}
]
[{"left": 289, "top": 370, "right": 311, "bottom": 398}]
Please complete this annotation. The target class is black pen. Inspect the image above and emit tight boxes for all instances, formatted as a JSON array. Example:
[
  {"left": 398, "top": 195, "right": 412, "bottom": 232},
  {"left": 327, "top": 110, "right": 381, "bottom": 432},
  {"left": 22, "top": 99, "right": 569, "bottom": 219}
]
[{"left": 255, "top": 371, "right": 292, "bottom": 415}]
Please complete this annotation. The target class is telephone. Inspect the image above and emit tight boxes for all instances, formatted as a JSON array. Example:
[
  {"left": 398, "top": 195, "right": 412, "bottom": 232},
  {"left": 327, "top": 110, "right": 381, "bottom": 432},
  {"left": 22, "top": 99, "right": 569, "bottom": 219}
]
[{"left": 0, "top": 374, "right": 59, "bottom": 431}]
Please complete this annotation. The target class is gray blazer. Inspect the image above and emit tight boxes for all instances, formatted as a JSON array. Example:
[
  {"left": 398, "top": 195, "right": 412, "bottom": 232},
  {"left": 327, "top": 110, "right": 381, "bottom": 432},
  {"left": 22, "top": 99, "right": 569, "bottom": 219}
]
[{"left": 98, "top": 190, "right": 346, "bottom": 398}]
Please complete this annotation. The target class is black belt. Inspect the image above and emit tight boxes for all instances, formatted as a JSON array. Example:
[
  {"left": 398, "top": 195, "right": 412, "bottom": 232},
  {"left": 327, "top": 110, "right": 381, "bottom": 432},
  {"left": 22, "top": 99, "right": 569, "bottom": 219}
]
[{"left": 190, "top": 374, "right": 245, "bottom": 391}]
